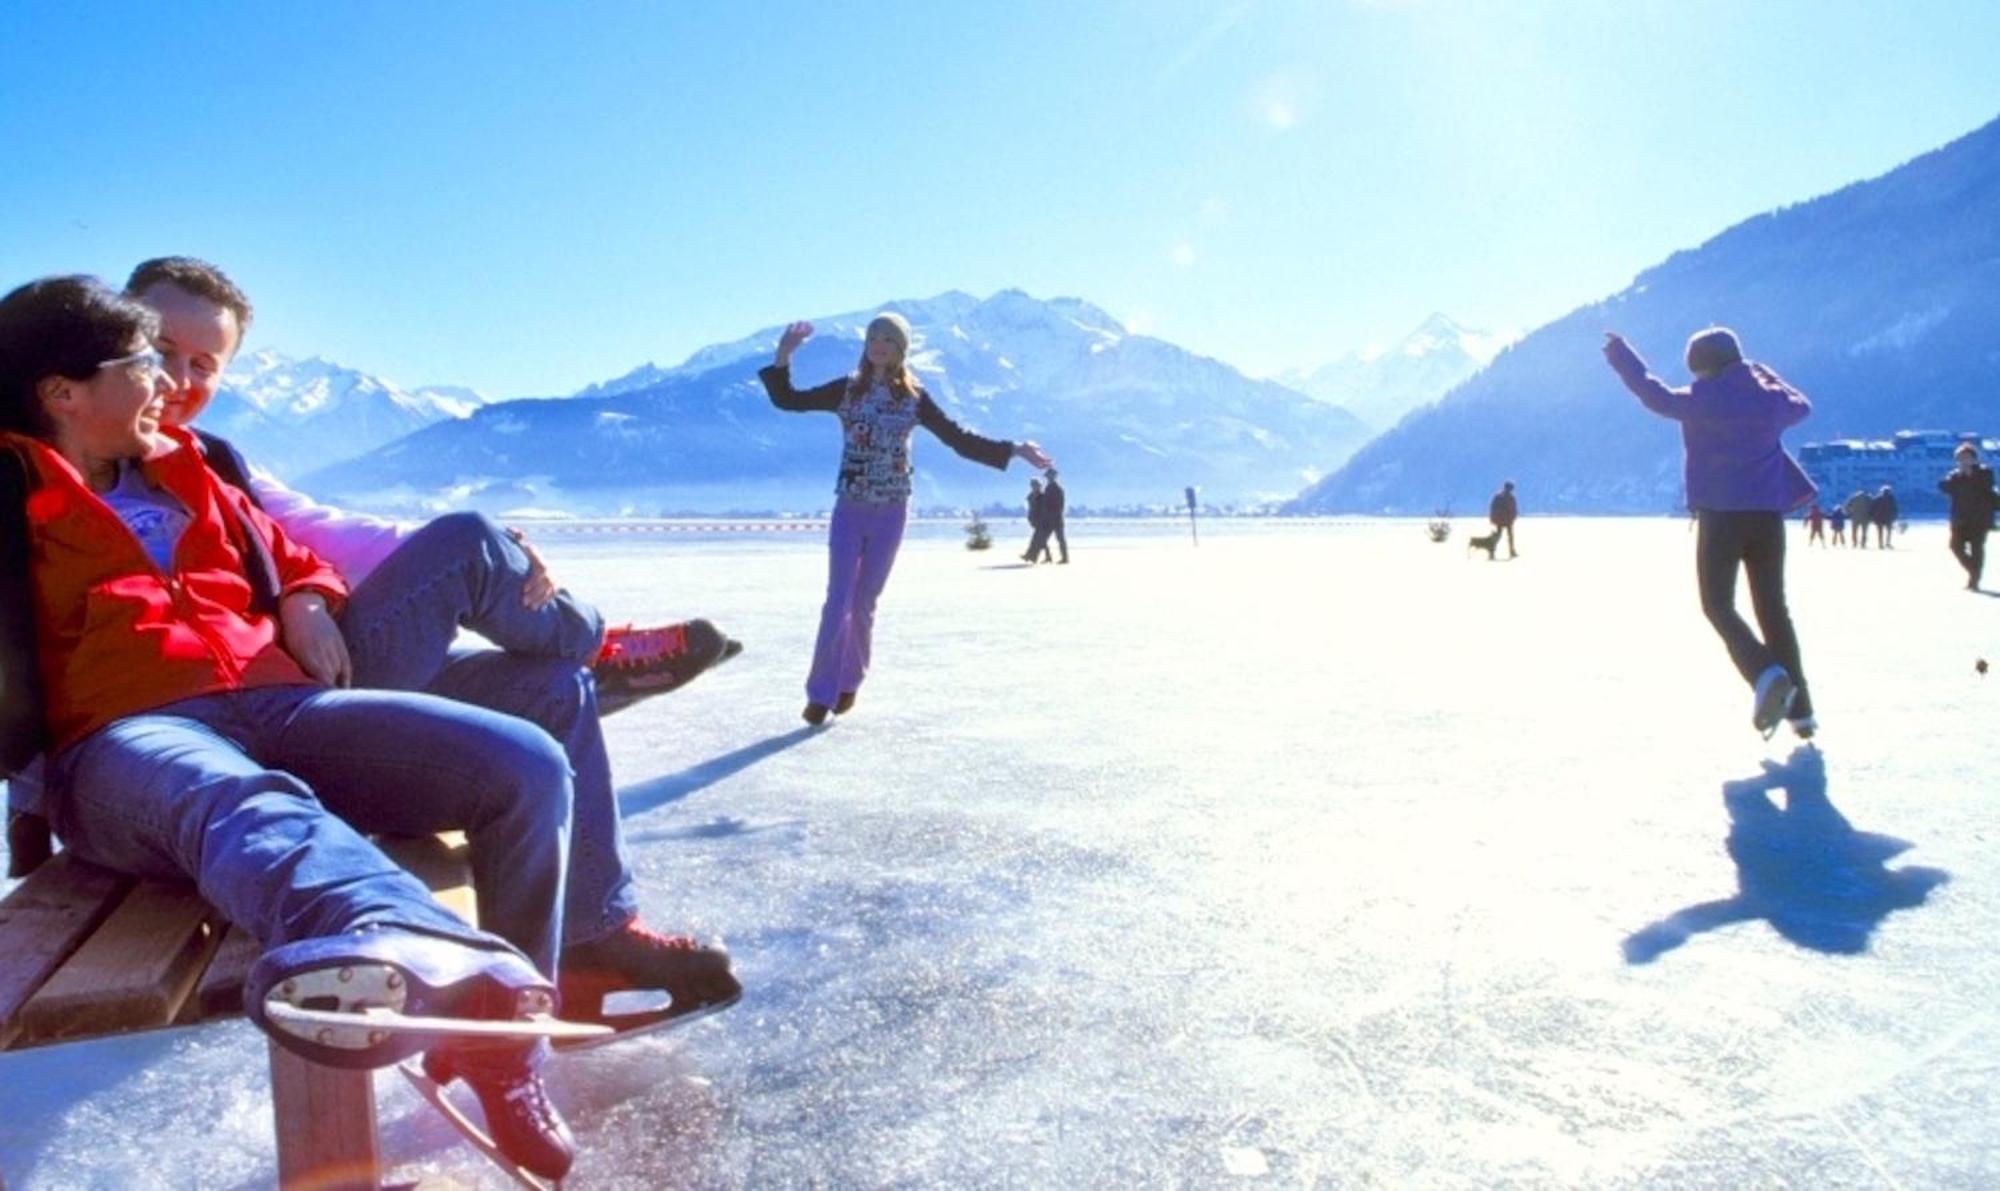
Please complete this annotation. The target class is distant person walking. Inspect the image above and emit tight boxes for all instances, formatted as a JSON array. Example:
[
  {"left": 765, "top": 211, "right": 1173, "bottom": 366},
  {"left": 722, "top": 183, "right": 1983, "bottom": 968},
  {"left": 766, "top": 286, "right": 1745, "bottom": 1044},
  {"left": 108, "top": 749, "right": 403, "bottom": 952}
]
[
  {"left": 1872, "top": 485, "right": 1899, "bottom": 549},
  {"left": 1488, "top": 480, "right": 1519, "bottom": 558},
  {"left": 1021, "top": 478, "right": 1052, "bottom": 563},
  {"left": 1844, "top": 489, "right": 1873, "bottom": 549},
  {"left": 1941, "top": 441, "right": 1997, "bottom": 590},
  {"left": 761, "top": 314, "right": 1052, "bottom": 725},
  {"left": 1829, "top": 505, "right": 1848, "bottom": 546},
  {"left": 1806, "top": 503, "right": 1825, "bottom": 545},
  {"left": 1043, "top": 469, "right": 1070, "bottom": 564},
  {"left": 1603, "top": 327, "right": 1818, "bottom": 739}
]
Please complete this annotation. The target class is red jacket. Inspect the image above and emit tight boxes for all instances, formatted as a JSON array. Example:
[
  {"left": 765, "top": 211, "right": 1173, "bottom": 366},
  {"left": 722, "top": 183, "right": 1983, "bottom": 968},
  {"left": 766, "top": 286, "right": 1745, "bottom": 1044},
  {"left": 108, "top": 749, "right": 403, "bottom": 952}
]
[{"left": 5, "top": 427, "right": 348, "bottom": 752}]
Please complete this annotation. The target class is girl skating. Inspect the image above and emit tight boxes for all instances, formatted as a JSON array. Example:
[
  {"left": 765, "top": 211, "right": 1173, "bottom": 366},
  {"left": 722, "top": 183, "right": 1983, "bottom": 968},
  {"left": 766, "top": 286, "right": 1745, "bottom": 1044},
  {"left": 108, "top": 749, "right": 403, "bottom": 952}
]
[
  {"left": 1603, "top": 327, "right": 1818, "bottom": 739},
  {"left": 760, "top": 314, "right": 1051, "bottom": 724}
]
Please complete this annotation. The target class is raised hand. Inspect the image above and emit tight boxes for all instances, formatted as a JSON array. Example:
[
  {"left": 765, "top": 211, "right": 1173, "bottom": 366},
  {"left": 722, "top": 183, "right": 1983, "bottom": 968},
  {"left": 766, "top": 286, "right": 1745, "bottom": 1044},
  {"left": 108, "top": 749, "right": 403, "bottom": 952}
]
[
  {"left": 775, "top": 321, "right": 814, "bottom": 366},
  {"left": 1015, "top": 441, "right": 1053, "bottom": 471}
]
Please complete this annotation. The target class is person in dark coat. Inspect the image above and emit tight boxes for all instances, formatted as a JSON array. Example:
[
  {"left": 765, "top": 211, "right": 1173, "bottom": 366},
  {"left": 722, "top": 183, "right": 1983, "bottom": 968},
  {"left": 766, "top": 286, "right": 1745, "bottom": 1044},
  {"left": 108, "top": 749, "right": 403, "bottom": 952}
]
[
  {"left": 1488, "top": 480, "right": 1519, "bottom": 558},
  {"left": 1043, "top": 469, "right": 1070, "bottom": 564},
  {"left": 1871, "top": 485, "right": 1899, "bottom": 549},
  {"left": 1941, "top": 441, "right": 1997, "bottom": 590},
  {"left": 1022, "top": 478, "right": 1052, "bottom": 563}
]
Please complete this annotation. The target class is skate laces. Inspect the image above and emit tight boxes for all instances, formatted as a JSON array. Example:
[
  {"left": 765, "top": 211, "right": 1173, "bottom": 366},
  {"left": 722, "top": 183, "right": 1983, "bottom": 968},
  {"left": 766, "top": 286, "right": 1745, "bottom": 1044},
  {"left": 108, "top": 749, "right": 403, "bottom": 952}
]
[
  {"left": 595, "top": 622, "right": 690, "bottom": 669},
  {"left": 616, "top": 919, "right": 702, "bottom": 953},
  {"left": 501, "top": 1074, "right": 558, "bottom": 1118}
]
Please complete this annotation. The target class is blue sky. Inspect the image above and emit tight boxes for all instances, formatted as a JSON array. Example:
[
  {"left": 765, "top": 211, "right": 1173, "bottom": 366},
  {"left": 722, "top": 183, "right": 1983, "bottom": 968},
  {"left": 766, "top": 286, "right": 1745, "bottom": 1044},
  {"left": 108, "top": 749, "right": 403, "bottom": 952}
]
[{"left": 3, "top": 1, "right": 1997, "bottom": 397}]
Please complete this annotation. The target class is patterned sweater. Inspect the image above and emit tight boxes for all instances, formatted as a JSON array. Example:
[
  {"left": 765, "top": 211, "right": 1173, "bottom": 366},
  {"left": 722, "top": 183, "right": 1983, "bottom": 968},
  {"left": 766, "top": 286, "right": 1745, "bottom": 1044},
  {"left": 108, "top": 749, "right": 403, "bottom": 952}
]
[{"left": 759, "top": 364, "right": 1015, "bottom": 502}]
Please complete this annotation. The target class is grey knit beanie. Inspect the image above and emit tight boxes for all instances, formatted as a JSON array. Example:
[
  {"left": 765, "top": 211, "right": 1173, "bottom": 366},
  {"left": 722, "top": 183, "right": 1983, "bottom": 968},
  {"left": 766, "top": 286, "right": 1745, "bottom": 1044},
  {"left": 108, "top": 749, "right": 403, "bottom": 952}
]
[{"left": 867, "top": 312, "right": 912, "bottom": 351}]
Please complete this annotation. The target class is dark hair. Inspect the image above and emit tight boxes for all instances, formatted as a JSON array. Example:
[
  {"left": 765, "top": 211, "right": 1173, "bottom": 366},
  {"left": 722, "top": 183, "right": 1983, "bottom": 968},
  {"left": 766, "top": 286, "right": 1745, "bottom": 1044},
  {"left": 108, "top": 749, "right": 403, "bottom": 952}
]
[
  {"left": 124, "top": 256, "right": 254, "bottom": 335},
  {"left": 1683, "top": 326, "right": 1744, "bottom": 378},
  {"left": 0, "top": 276, "right": 159, "bottom": 439}
]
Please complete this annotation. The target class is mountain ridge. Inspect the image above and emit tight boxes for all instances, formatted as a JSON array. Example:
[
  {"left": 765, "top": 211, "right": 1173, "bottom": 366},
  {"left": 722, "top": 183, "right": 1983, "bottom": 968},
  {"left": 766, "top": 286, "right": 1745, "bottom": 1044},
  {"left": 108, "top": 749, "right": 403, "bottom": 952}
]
[
  {"left": 1287, "top": 112, "right": 2000, "bottom": 515},
  {"left": 298, "top": 288, "right": 1371, "bottom": 515}
]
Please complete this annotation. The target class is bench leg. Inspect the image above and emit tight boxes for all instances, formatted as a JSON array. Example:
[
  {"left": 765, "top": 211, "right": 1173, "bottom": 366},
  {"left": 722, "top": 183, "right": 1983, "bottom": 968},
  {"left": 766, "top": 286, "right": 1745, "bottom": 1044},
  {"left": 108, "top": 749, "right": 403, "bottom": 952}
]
[{"left": 269, "top": 1038, "right": 381, "bottom": 1190}]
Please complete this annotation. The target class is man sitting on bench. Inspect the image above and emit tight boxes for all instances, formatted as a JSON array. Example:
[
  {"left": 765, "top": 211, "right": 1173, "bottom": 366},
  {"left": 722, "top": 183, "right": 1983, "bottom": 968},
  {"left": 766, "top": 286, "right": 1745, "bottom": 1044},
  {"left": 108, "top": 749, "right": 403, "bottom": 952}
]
[{"left": 122, "top": 256, "right": 742, "bottom": 1035}]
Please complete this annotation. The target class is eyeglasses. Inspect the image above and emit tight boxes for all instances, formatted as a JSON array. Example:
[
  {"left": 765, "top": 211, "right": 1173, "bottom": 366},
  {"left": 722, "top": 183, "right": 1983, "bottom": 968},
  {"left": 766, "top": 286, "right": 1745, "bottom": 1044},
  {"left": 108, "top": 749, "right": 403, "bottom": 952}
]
[{"left": 95, "top": 347, "right": 166, "bottom": 379}]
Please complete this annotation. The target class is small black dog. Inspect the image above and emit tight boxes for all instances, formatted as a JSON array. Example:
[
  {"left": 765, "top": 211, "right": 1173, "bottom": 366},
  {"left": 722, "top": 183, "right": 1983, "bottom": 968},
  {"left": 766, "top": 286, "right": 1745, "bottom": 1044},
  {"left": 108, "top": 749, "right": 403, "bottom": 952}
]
[{"left": 1467, "top": 527, "right": 1503, "bottom": 559}]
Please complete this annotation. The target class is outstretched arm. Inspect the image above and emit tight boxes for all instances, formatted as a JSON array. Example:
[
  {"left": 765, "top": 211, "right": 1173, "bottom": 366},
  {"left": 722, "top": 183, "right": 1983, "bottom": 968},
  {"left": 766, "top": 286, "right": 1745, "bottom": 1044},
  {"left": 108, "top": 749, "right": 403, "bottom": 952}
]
[
  {"left": 915, "top": 394, "right": 1051, "bottom": 472},
  {"left": 1602, "top": 332, "right": 1690, "bottom": 421},
  {"left": 758, "top": 320, "right": 846, "bottom": 412}
]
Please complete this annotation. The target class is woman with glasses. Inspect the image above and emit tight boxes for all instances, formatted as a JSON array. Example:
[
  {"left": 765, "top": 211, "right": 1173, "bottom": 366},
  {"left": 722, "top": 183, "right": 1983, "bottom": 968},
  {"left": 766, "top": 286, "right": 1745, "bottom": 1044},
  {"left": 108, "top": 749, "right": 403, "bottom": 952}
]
[
  {"left": 760, "top": 313, "right": 1052, "bottom": 724},
  {"left": 0, "top": 275, "right": 580, "bottom": 1179}
]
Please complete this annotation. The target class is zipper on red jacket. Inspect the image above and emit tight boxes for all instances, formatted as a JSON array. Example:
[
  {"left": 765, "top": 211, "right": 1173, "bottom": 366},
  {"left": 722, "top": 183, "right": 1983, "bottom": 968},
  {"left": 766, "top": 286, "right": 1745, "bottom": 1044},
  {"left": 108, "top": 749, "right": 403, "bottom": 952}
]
[{"left": 86, "top": 473, "right": 252, "bottom": 686}]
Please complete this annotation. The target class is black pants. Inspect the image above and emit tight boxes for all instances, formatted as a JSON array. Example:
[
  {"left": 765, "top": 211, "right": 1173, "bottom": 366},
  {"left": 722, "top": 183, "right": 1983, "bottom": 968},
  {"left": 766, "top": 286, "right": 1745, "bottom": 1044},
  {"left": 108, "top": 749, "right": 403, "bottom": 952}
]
[
  {"left": 1695, "top": 510, "right": 1813, "bottom": 718},
  {"left": 1050, "top": 521, "right": 1068, "bottom": 562},
  {"left": 1950, "top": 526, "right": 1988, "bottom": 587}
]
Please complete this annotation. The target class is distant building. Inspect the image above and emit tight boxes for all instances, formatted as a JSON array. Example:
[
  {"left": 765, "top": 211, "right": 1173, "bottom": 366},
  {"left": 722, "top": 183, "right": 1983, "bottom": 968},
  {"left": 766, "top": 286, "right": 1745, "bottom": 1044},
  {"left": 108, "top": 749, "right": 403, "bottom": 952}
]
[{"left": 1798, "top": 430, "right": 1993, "bottom": 517}]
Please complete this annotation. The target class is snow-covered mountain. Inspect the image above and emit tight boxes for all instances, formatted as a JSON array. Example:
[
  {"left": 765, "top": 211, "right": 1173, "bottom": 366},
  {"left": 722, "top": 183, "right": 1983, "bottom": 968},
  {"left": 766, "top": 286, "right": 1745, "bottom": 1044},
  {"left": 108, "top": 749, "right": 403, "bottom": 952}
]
[
  {"left": 1278, "top": 313, "right": 1510, "bottom": 431},
  {"left": 1290, "top": 111, "right": 2000, "bottom": 515},
  {"left": 199, "top": 352, "right": 489, "bottom": 479},
  {"left": 301, "top": 289, "right": 1372, "bottom": 514}
]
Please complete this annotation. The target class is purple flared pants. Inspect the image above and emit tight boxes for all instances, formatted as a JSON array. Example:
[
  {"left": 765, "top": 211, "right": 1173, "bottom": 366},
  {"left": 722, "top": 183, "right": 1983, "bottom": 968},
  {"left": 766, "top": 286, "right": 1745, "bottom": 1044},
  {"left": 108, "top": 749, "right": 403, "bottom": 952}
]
[{"left": 807, "top": 496, "right": 909, "bottom": 705}]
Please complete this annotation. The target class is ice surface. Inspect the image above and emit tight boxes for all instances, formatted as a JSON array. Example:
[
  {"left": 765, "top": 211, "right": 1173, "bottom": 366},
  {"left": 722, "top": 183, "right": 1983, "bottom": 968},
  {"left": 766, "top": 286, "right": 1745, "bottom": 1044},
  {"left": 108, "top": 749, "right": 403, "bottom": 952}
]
[{"left": 3, "top": 517, "right": 1996, "bottom": 1188}]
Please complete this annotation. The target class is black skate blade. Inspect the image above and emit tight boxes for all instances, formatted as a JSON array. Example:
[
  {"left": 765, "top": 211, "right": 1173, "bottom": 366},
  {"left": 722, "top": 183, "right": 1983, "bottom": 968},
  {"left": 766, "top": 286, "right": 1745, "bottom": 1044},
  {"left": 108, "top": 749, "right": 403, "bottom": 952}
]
[
  {"left": 552, "top": 991, "right": 741, "bottom": 1053},
  {"left": 399, "top": 1061, "right": 557, "bottom": 1190}
]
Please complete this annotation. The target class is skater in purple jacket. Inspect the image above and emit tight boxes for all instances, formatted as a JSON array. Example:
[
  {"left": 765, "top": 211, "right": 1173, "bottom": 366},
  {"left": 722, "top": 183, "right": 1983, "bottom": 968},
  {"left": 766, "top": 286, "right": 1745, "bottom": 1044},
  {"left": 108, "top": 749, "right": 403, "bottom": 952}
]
[
  {"left": 760, "top": 313, "right": 1051, "bottom": 724},
  {"left": 1603, "top": 327, "right": 1818, "bottom": 739}
]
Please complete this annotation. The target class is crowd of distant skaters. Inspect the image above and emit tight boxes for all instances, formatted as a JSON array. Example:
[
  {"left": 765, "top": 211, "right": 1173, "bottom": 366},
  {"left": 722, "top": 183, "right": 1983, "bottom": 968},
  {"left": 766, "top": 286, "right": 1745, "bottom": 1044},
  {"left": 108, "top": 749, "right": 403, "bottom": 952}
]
[
  {"left": 1795, "top": 450, "right": 1997, "bottom": 592},
  {"left": 1801, "top": 486, "right": 1904, "bottom": 548}
]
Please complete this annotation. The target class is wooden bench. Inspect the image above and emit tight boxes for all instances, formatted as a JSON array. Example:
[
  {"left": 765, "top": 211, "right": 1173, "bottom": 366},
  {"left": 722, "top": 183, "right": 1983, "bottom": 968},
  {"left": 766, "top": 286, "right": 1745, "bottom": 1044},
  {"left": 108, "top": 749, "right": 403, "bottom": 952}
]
[{"left": 0, "top": 833, "right": 475, "bottom": 1190}]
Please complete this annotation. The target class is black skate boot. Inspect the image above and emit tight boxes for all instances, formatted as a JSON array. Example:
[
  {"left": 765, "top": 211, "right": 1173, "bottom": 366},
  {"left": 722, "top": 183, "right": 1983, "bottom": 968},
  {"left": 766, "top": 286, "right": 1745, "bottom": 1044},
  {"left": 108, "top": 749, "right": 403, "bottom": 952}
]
[{"left": 419, "top": 1045, "right": 576, "bottom": 1181}]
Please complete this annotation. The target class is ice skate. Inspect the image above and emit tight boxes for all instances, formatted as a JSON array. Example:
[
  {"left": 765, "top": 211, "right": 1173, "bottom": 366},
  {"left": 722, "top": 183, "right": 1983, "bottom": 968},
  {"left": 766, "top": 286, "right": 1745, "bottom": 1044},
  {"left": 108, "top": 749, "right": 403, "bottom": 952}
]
[
  {"left": 247, "top": 927, "right": 608, "bottom": 1070},
  {"left": 555, "top": 921, "right": 742, "bottom": 1050},
  {"left": 594, "top": 619, "right": 737, "bottom": 714},
  {"left": 1751, "top": 666, "right": 1797, "bottom": 739},
  {"left": 405, "top": 1047, "right": 576, "bottom": 1186}
]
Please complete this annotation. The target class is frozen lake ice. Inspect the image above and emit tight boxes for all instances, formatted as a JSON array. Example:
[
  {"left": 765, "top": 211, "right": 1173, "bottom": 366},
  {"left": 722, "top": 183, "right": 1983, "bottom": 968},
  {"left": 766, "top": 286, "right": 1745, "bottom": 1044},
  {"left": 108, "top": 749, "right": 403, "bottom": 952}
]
[{"left": 3, "top": 516, "right": 1996, "bottom": 1188}]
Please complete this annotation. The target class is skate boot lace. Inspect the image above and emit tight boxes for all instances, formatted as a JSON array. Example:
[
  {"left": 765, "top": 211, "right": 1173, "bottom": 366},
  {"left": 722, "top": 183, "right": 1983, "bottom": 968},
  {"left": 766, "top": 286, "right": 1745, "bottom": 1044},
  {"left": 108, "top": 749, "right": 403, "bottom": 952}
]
[
  {"left": 622, "top": 920, "right": 701, "bottom": 952},
  {"left": 597, "top": 623, "right": 691, "bottom": 669}
]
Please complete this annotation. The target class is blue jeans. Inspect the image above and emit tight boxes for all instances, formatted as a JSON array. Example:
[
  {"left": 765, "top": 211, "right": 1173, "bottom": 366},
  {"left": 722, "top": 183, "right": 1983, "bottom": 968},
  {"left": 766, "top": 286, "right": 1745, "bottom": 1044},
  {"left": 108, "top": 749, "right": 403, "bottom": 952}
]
[
  {"left": 338, "top": 511, "right": 638, "bottom": 946},
  {"left": 46, "top": 685, "right": 571, "bottom": 975},
  {"left": 807, "top": 497, "right": 909, "bottom": 705}
]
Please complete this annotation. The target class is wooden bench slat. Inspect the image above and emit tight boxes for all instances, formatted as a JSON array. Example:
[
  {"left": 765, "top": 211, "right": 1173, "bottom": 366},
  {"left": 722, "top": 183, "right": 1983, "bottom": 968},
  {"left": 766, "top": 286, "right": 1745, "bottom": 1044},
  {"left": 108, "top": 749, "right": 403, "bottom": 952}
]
[
  {"left": 381, "top": 832, "right": 478, "bottom": 927},
  {"left": 1, "top": 831, "right": 476, "bottom": 1054},
  {"left": 17, "top": 878, "right": 222, "bottom": 1046},
  {"left": 189, "top": 925, "right": 263, "bottom": 1022},
  {"left": 0, "top": 854, "right": 133, "bottom": 1049}
]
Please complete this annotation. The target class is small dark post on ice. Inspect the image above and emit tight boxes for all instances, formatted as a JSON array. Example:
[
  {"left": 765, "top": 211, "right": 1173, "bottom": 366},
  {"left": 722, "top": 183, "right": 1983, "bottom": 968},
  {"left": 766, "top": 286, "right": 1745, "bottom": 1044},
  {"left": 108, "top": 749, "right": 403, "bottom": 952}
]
[{"left": 1185, "top": 485, "right": 1200, "bottom": 547}]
